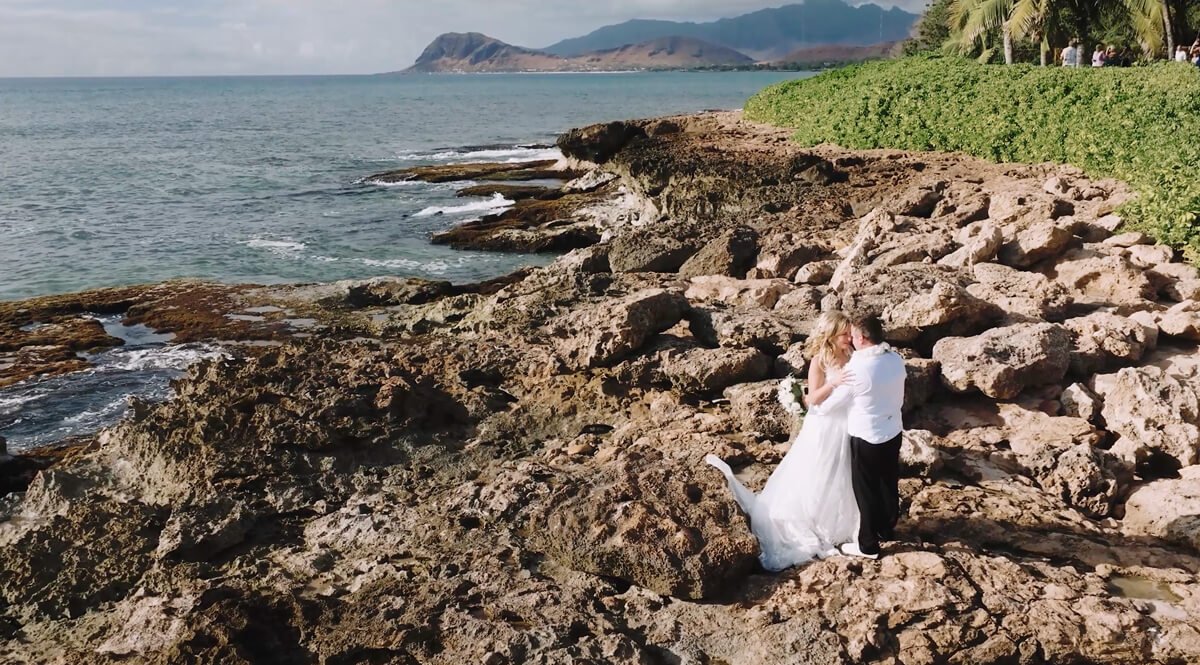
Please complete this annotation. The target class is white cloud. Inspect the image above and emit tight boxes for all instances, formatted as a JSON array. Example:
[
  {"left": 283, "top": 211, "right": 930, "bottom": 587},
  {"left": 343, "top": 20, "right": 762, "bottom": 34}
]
[{"left": 0, "top": 0, "right": 929, "bottom": 76}]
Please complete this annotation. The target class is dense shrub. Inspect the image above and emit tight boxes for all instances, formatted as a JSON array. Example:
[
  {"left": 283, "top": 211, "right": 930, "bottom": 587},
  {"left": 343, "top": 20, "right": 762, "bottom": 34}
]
[{"left": 745, "top": 56, "right": 1200, "bottom": 258}]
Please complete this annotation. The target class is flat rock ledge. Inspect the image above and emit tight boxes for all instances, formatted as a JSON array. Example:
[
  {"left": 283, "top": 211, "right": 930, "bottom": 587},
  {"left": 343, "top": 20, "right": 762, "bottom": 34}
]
[{"left": 3, "top": 112, "right": 1200, "bottom": 664}]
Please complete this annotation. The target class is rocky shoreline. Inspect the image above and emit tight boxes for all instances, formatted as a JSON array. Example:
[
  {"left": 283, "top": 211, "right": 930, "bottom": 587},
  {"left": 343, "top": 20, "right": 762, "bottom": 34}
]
[{"left": 3, "top": 111, "right": 1200, "bottom": 663}]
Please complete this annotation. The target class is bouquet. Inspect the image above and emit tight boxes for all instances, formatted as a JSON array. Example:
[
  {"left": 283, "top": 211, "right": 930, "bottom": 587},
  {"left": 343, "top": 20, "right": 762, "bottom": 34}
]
[{"left": 777, "top": 375, "right": 807, "bottom": 416}]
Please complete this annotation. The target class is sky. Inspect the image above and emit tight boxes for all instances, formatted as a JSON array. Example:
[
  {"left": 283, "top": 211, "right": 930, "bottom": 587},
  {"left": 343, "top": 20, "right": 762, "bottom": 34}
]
[{"left": 0, "top": 0, "right": 930, "bottom": 77}]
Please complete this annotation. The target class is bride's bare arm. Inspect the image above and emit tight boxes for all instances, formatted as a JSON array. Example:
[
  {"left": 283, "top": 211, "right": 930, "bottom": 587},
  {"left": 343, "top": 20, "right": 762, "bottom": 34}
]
[{"left": 804, "top": 361, "right": 846, "bottom": 408}]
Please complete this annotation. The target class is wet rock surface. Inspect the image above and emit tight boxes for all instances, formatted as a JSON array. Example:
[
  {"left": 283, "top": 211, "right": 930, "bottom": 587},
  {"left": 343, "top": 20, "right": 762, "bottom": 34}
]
[
  {"left": 3, "top": 112, "right": 1200, "bottom": 664},
  {"left": 365, "top": 159, "right": 584, "bottom": 184}
]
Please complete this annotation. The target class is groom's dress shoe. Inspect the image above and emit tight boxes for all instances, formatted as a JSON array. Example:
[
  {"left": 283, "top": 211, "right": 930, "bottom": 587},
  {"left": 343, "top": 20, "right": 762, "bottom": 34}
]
[{"left": 838, "top": 543, "right": 879, "bottom": 560}]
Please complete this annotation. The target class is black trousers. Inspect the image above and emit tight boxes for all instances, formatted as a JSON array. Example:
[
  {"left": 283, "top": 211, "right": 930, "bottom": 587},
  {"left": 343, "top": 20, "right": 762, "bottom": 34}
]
[{"left": 850, "top": 432, "right": 902, "bottom": 555}]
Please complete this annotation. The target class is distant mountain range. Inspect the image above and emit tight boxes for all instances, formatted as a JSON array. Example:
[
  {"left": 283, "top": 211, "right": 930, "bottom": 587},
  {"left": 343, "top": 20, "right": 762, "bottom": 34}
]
[
  {"left": 403, "top": 33, "right": 755, "bottom": 73},
  {"left": 543, "top": 0, "right": 917, "bottom": 60},
  {"left": 396, "top": 0, "right": 918, "bottom": 74}
]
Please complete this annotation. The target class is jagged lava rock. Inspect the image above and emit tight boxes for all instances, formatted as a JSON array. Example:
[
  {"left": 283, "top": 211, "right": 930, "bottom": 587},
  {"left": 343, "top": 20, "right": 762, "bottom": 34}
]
[
  {"left": 677, "top": 226, "right": 759, "bottom": 279},
  {"left": 528, "top": 454, "right": 759, "bottom": 599},
  {"left": 609, "top": 230, "right": 701, "bottom": 273}
]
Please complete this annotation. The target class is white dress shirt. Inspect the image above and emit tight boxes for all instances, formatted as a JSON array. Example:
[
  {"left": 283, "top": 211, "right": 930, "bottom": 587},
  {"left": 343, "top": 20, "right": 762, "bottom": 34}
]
[{"left": 820, "top": 344, "right": 906, "bottom": 444}]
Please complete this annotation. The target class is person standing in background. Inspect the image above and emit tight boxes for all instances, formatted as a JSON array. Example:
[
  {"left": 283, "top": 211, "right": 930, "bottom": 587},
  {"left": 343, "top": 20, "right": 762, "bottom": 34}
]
[
  {"left": 1092, "top": 45, "right": 1105, "bottom": 67},
  {"left": 1061, "top": 39, "right": 1080, "bottom": 67}
]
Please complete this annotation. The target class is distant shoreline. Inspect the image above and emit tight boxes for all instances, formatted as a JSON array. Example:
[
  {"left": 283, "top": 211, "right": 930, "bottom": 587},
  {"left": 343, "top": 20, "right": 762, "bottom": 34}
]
[{"left": 380, "top": 69, "right": 816, "bottom": 76}]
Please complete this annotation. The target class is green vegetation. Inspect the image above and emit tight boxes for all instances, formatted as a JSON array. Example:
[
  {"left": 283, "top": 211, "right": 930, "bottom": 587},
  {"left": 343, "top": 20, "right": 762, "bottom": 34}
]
[{"left": 745, "top": 56, "right": 1200, "bottom": 257}]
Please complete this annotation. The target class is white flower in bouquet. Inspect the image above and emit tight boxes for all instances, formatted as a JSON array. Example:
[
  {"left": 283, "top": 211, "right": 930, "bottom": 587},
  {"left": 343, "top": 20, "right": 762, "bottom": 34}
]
[{"left": 777, "top": 375, "right": 807, "bottom": 416}]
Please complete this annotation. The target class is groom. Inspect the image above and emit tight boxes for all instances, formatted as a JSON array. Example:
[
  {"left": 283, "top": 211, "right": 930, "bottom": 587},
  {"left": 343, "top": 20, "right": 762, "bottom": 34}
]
[{"left": 823, "top": 314, "right": 906, "bottom": 559}]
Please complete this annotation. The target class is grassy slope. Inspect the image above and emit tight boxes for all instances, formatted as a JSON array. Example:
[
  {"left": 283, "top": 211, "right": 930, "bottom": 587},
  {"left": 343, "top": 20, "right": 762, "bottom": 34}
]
[{"left": 745, "top": 56, "right": 1200, "bottom": 258}]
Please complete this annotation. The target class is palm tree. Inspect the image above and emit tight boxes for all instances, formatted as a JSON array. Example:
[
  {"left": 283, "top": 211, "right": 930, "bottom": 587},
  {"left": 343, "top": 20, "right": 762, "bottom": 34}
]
[
  {"left": 950, "top": 0, "right": 1063, "bottom": 64},
  {"left": 1123, "top": 0, "right": 1173, "bottom": 56},
  {"left": 951, "top": 0, "right": 1017, "bottom": 63},
  {"left": 950, "top": 0, "right": 1179, "bottom": 62}
]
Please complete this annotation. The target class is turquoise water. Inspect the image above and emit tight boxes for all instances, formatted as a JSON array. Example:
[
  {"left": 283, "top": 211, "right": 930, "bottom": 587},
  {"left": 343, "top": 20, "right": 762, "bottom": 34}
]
[{"left": 0, "top": 71, "right": 809, "bottom": 301}]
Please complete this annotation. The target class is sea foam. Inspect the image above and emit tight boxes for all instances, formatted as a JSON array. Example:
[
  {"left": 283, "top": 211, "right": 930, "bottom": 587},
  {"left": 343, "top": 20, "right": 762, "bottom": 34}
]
[{"left": 414, "top": 193, "right": 513, "bottom": 218}]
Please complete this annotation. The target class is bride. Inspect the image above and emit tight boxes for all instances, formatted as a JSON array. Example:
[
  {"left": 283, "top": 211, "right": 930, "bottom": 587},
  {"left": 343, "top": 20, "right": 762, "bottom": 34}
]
[{"left": 706, "top": 311, "right": 860, "bottom": 571}]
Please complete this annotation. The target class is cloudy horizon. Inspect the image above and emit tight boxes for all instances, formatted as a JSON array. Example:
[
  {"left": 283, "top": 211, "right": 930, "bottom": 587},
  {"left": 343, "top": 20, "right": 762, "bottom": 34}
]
[{"left": 0, "top": 0, "right": 929, "bottom": 78}]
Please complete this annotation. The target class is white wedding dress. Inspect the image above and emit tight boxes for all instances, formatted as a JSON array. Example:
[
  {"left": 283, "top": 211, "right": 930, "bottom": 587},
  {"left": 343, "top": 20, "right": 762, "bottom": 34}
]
[{"left": 706, "top": 389, "right": 859, "bottom": 571}]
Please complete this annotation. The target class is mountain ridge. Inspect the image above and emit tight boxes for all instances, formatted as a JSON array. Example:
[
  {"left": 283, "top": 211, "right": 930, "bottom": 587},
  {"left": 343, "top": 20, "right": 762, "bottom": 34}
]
[
  {"left": 543, "top": 0, "right": 918, "bottom": 60},
  {"left": 400, "top": 32, "right": 755, "bottom": 73}
]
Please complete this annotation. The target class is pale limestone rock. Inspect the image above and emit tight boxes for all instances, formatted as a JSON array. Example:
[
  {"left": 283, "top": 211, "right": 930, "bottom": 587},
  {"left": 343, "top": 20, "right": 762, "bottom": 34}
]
[
  {"left": 901, "top": 429, "right": 944, "bottom": 475},
  {"left": 748, "top": 233, "right": 828, "bottom": 281},
  {"left": 1061, "top": 383, "right": 1101, "bottom": 422},
  {"left": 550, "top": 288, "right": 687, "bottom": 370},
  {"left": 999, "top": 222, "right": 1074, "bottom": 268},
  {"left": 774, "top": 341, "right": 808, "bottom": 378},
  {"left": 1159, "top": 300, "right": 1200, "bottom": 341},
  {"left": 1048, "top": 248, "right": 1157, "bottom": 309},
  {"left": 939, "top": 221, "right": 1002, "bottom": 267},
  {"left": 1102, "top": 231, "right": 1150, "bottom": 247},
  {"left": 678, "top": 226, "right": 759, "bottom": 279},
  {"left": 793, "top": 259, "right": 837, "bottom": 285},
  {"left": 830, "top": 208, "right": 892, "bottom": 292},
  {"left": 968, "top": 262, "right": 1072, "bottom": 321},
  {"left": 1122, "top": 466, "right": 1200, "bottom": 552},
  {"left": 1064, "top": 312, "right": 1156, "bottom": 375},
  {"left": 661, "top": 346, "right": 771, "bottom": 394},
  {"left": 691, "top": 308, "right": 805, "bottom": 355},
  {"left": 724, "top": 380, "right": 792, "bottom": 442},
  {"left": 684, "top": 276, "right": 794, "bottom": 310},
  {"left": 838, "top": 264, "right": 999, "bottom": 344},
  {"left": 933, "top": 323, "right": 1072, "bottom": 399},
  {"left": 1093, "top": 366, "right": 1200, "bottom": 467},
  {"left": 1126, "top": 244, "right": 1174, "bottom": 269}
]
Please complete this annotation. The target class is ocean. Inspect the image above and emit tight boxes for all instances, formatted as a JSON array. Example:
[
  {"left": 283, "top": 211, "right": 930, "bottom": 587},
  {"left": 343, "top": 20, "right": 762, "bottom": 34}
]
[
  {"left": 0, "top": 71, "right": 809, "bottom": 301},
  {"left": 0, "top": 71, "right": 811, "bottom": 451}
]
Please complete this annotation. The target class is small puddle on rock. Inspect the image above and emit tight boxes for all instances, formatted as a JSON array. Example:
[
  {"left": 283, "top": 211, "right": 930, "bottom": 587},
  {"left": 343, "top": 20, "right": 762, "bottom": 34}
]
[
  {"left": 93, "top": 315, "right": 176, "bottom": 346},
  {"left": 1107, "top": 575, "right": 1183, "bottom": 603}
]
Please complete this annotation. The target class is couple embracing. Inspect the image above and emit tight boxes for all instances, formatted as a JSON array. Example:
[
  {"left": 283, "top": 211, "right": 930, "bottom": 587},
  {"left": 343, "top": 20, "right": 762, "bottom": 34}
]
[{"left": 706, "top": 312, "right": 905, "bottom": 569}]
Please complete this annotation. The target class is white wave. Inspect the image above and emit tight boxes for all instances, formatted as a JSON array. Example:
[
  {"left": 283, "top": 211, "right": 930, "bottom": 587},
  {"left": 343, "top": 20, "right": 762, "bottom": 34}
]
[
  {"left": 394, "top": 150, "right": 460, "bottom": 161},
  {"left": 242, "top": 237, "right": 306, "bottom": 253},
  {"left": 358, "top": 257, "right": 425, "bottom": 271},
  {"left": 461, "top": 147, "right": 563, "bottom": 163},
  {"left": 96, "top": 343, "right": 228, "bottom": 373},
  {"left": 356, "top": 177, "right": 423, "bottom": 187},
  {"left": 414, "top": 193, "right": 513, "bottom": 218},
  {"left": 0, "top": 392, "right": 40, "bottom": 412},
  {"left": 394, "top": 146, "right": 562, "bottom": 163},
  {"left": 62, "top": 397, "right": 126, "bottom": 424}
]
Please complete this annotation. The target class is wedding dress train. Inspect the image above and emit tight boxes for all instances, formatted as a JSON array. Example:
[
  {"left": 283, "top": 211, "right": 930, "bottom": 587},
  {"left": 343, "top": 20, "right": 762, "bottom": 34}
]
[{"left": 705, "top": 399, "right": 859, "bottom": 571}]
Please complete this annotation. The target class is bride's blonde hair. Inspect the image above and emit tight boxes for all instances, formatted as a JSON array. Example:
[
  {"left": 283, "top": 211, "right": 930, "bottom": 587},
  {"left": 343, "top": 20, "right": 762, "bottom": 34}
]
[{"left": 805, "top": 311, "right": 851, "bottom": 369}]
